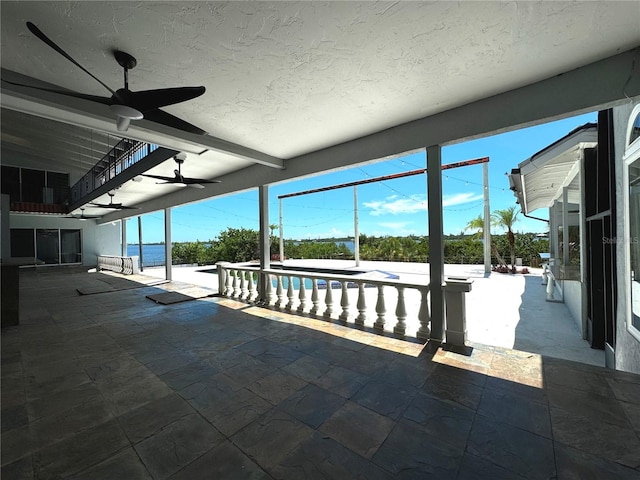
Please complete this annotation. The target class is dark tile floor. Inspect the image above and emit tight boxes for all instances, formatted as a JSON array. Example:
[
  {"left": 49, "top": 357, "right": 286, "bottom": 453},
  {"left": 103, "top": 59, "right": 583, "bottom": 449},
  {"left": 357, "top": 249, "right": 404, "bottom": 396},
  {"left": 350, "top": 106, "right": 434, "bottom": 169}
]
[{"left": 3, "top": 267, "right": 640, "bottom": 479}]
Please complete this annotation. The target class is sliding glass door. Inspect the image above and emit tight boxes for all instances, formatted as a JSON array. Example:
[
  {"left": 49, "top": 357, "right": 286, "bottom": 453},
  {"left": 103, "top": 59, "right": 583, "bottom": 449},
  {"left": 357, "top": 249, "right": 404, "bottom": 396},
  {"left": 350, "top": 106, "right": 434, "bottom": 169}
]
[{"left": 10, "top": 228, "right": 82, "bottom": 265}]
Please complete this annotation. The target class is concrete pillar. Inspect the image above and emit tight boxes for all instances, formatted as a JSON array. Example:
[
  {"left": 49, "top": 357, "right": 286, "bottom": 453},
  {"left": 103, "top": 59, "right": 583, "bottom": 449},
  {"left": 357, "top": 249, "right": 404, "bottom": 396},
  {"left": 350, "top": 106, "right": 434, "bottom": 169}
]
[
  {"left": 216, "top": 261, "right": 230, "bottom": 296},
  {"left": 121, "top": 219, "right": 127, "bottom": 257},
  {"left": 549, "top": 201, "right": 558, "bottom": 264},
  {"left": 164, "top": 208, "right": 172, "bottom": 281},
  {"left": 137, "top": 216, "right": 144, "bottom": 271},
  {"left": 427, "top": 145, "right": 445, "bottom": 341},
  {"left": 483, "top": 162, "right": 491, "bottom": 274},
  {"left": 444, "top": 278, "right": 473, "bottom": 347},
  {"left": 354, "top": 186, "right": 360, "bottom": 267},
  {"left": 279, "top": 198, "right": 284, "bottom": 263},
  {"left": 258, "top": 185, "right": 270, "bottom": 301},
  {"left": 562, "top": 187, "right": 570, "bottom": 268}
]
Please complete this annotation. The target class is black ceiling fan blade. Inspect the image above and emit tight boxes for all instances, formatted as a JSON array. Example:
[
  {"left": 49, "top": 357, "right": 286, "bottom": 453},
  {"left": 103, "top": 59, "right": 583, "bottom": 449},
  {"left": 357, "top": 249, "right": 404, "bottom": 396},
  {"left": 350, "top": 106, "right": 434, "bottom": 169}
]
[
  {"left": 182, "top": 177, "right": 222, "bottom": 184},
  {"left": 143, "top": 108, "right": 207, "bottom": 135},
  {"left": 140, "top": 174, "right": 175, "bottom": 182},
  {"left": 129, "top": 86, "right": 206, "bottom": 111},
  {"left": 89, "top": 202, "right": 138, "bottom": 210},
  {"left": 1, "top": 78, "right": 112, "bottom": 104},
  {"left": 26, "top": 22, "right": 116, "bottom": 95}
]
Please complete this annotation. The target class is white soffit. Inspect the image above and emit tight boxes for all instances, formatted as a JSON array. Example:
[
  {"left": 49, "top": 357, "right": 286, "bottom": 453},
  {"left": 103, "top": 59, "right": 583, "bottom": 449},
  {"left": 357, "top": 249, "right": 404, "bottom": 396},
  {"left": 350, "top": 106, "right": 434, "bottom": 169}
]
[{"left": 519, "top": 127, "right": 597, "bottom": 213}]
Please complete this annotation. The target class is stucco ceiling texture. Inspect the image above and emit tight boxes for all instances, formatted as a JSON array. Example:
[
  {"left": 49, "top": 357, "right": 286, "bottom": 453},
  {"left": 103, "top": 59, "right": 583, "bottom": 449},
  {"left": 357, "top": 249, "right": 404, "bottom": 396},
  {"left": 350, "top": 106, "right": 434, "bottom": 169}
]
[{"left": 2, "top": 1, "right": 639, "bottom": 160}]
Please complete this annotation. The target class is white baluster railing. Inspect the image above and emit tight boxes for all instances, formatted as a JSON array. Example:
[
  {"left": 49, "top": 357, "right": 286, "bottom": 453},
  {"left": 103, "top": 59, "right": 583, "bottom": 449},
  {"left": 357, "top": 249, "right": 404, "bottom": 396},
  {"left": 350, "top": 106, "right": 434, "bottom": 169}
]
[
  {"left": 310, "top": 278, "right": 320, "bottom": 315},
  {"left": 297, "top": 276, "right": 307, "bottom": 313},
  {"left": 216, "top": 264, "right": 431, "bottom": 340},
  {"left": 285, "top": 275, "right": 295, "bottom": 311},
  {"left": 339, "top": 281, "right": 350, "bottom": 324},
  {"left": 98, "top": 255, "right": 139, "bottom": 275}
]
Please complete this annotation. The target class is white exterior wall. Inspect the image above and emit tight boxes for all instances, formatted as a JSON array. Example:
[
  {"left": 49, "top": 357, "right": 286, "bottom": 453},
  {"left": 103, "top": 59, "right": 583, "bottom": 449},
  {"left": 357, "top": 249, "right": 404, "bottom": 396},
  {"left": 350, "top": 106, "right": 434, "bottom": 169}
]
[
  {"left": 9, "top": 214, "right": 120, "bottom": 267},
  {"left": 563, "top": 280, "right": 583, "bottom": 331},
  {"left": 614, "top": 101, "right": 640, "bottom": 374}
]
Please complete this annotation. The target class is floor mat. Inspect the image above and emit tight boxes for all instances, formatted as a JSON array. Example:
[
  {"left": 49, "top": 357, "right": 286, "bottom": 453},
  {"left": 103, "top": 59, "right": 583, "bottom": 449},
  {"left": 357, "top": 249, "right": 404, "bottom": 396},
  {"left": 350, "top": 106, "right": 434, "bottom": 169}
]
[
  {"left": 77, "top": 279, "right": 169, "bottom": 295},
  {"left": 145, "top": 288, "right": 215, "bottom": 305}
]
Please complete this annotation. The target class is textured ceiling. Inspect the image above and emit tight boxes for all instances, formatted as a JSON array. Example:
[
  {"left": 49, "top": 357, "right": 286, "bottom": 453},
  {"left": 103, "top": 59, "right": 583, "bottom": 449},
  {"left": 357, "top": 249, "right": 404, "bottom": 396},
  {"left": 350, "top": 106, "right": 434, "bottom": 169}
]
[{"left": 1, "top": 1, "right": 639, "bottom": 215}]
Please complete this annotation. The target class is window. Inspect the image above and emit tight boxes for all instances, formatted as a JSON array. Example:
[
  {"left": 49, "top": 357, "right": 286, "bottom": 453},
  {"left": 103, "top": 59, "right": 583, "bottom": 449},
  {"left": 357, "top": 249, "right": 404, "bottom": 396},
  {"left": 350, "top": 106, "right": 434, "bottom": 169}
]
[
  {"left": 630, "top": 111, "right": 640, "bottom": 147},
  {"left": 626, "top": 104, "right": 640, "bottom": 339},
  {"left": 60, "top": 229, "right": 82, "bottom": 264},
  {"left": 36, "top": 229, "right": 59, "bottom": 264},
  {"left": 0, "top": 166, "right": 69, "bottom": 204},
  {"left": 630, "top": 158, "right": 640, "bottom": 331},
  {"left": 21, "top": 169, "right": 46, "bottom": 203},
  {"left": 9, "top": 228, "right": 82, "bottom": 265},
  {"left": 10, "top": 229, "right": 35, "bottom": 257},
  {"left": 1, "top": 166, "right": 20, "bottom": 202}
]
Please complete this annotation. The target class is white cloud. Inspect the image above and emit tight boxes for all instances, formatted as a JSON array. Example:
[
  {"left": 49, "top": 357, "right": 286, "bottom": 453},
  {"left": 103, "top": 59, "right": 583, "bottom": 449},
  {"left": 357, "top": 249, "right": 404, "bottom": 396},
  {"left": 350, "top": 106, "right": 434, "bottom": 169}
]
[
  {"left": 363, "top": 194, "right": 427, "bottom": 216},
  {"left": 363, "top": 192, "right": 483, "bottom": 217},
  {"left": 304, "top": 227, "right": 349, "bottom": 239},
  {"left": 443, "top": 192, "right": 484, "bottom": 207}
]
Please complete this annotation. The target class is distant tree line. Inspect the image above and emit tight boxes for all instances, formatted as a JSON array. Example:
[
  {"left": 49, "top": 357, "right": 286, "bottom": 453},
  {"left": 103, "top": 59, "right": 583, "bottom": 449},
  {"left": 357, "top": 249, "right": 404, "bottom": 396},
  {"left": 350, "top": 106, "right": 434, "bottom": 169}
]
[{"left": 171, "top": 227, "right": 549, "bottom": 267}]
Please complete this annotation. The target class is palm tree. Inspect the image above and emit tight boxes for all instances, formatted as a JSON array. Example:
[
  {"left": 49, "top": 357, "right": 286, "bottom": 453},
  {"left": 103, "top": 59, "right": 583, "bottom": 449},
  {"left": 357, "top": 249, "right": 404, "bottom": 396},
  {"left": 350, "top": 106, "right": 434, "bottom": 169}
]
[
  {"left": 465, "top": 215, "right": 484, "bottom": 239},
  {"left": 465, "top": 214, "right": 507, "bottom": 268},
  {"left": 492, "top": 206, "right": 519, "bottom": 273}
]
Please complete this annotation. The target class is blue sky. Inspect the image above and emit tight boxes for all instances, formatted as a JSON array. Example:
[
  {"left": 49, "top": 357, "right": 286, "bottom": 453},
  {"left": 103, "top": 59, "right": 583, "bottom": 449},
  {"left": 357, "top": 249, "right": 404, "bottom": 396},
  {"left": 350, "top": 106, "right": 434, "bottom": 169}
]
[{"left": 126, "top": 111, "right": 597, "bottom": 244}]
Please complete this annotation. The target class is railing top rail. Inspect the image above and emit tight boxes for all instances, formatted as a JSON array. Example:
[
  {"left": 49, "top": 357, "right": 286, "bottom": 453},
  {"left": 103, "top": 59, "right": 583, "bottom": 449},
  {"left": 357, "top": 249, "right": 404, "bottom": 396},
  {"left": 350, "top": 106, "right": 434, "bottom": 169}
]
[{"left": 219, "top": 263, "right": 429, "bottom": 290}]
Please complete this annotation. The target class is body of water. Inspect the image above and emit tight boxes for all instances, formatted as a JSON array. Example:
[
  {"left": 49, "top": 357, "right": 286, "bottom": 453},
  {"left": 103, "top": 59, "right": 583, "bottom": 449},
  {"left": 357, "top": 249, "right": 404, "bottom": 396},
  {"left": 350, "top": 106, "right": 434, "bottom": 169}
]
[
  {"left": 294, "top": 240, "right": 355, "bottom": 252},
  {"left": 127, "top": 244, "right": 166, "bottom": 266},
  {"left": 128, "top": 240, "right": 356, "bottom": 267}
]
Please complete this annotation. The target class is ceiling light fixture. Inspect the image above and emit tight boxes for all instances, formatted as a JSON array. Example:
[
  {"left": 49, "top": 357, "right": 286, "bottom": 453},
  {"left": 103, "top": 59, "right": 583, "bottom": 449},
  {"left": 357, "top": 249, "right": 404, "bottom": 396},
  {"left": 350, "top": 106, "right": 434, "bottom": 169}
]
[{"left": 109, "top": 104, "right": 143, "bottom": 131}]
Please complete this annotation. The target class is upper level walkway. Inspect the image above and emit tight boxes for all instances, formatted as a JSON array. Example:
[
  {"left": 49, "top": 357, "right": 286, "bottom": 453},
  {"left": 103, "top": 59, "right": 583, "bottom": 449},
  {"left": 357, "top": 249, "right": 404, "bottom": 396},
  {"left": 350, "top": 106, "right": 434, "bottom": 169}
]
[{"left": 2, "top": 266, "right": 637, "bottom": 478}]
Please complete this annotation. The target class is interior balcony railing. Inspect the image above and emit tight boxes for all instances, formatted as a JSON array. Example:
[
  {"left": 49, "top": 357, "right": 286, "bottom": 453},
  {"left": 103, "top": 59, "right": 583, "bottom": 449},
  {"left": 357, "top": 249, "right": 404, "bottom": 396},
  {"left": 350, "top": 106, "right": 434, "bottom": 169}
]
[
  {"left": 70, "top": 139, "right": 159, "bottom": 205},
  {"left": 216, "top": 262, "right": 432, "bottom": 341}
]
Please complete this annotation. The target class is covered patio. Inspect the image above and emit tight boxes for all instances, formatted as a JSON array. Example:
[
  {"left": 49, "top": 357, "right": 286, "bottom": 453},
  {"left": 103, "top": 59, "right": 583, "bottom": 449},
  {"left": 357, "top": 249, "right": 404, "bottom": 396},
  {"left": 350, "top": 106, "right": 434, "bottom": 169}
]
[{"left": 3, "top": 267, "right": 640, "bottom": 479}]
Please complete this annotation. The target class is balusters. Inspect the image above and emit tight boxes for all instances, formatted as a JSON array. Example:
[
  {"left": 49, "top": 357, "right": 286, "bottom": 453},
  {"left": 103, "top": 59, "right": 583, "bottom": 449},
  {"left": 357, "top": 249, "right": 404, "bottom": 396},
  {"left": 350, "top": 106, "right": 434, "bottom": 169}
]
[
  {"left": 285, "top": 276, "right": 295, "bottom": 311},
  {"left": 247, "top": 272, "right": 257, "bottom": 302},
  {"left": 263, "top": 273, "right": 273, "bottom": 307},
  {"left": 323, "top": 279, "right": 333, "bottom": 319},
  {"left": 232, "top": 270, "right": 240, "bottom": 298},
  {"left": 355, "top": 282, "right": 366, "bottom": 326},
  {"left": 297, "top": 276, "right": 307, "bottom": 313},
  {"left": 417, "top": 287, "right": 431, "bottom": 340},
  {"left": 225, "top": 268, "right": 233, "bottom": 297},
  {"left": 240, "top": 271, "right": 248, "bottom": 300},
  {"left": 394, "top": 286, "right": 407, "bottom": 335},
  {"left": 215, "top": 265, "right": 432, "bottom": 342},
  {"left": 275, "top": 274, "right": 284, "bottom": 309},
  {"left": 339, "top": 281, "right": 350, "bottom": 323},
  {"left": 373, "top": 284, "right": 386, "bottom": 331},
  {"left": 310, "top": 279, "right": 320, "bottom": 315}
]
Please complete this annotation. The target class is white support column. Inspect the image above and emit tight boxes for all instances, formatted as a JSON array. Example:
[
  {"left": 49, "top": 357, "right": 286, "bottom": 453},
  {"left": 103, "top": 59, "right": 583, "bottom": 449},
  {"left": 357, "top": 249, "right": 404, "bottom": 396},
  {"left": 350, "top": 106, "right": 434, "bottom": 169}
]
[
  {"left": 550, "top": 201, "right": 558, "bottom": 260},
  {"left": 578, "top": 159, "right": 588, "bottom": 339},
  {"left": 121, "top": 219, "right": 127, "bottom": 257},
  {"left": 259, "top": 185, "right": 270, "bottom": 302},
  {"left": 279, "top": 198, "right": 284, "bottom": 263},
  {"left": 483, "top": 161, "right": 491, "bottom": 274},
  {"left": 427, "top": 145, "right": 445, "bottom": 341},
  {"left": 562, "top": 187, "right": 570, "bottom": 268},
  {"left": 354, "top": 186, "right": 360, "bottom": 267},
  {"left": 164, "top": 207, "right": 172, "bottom": 281},
  {"left": 137, "top": 216, "right": 144, "bottom": 271},
  {"left": 444, "top": 278, "right": 473, "bottom": 347}
]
